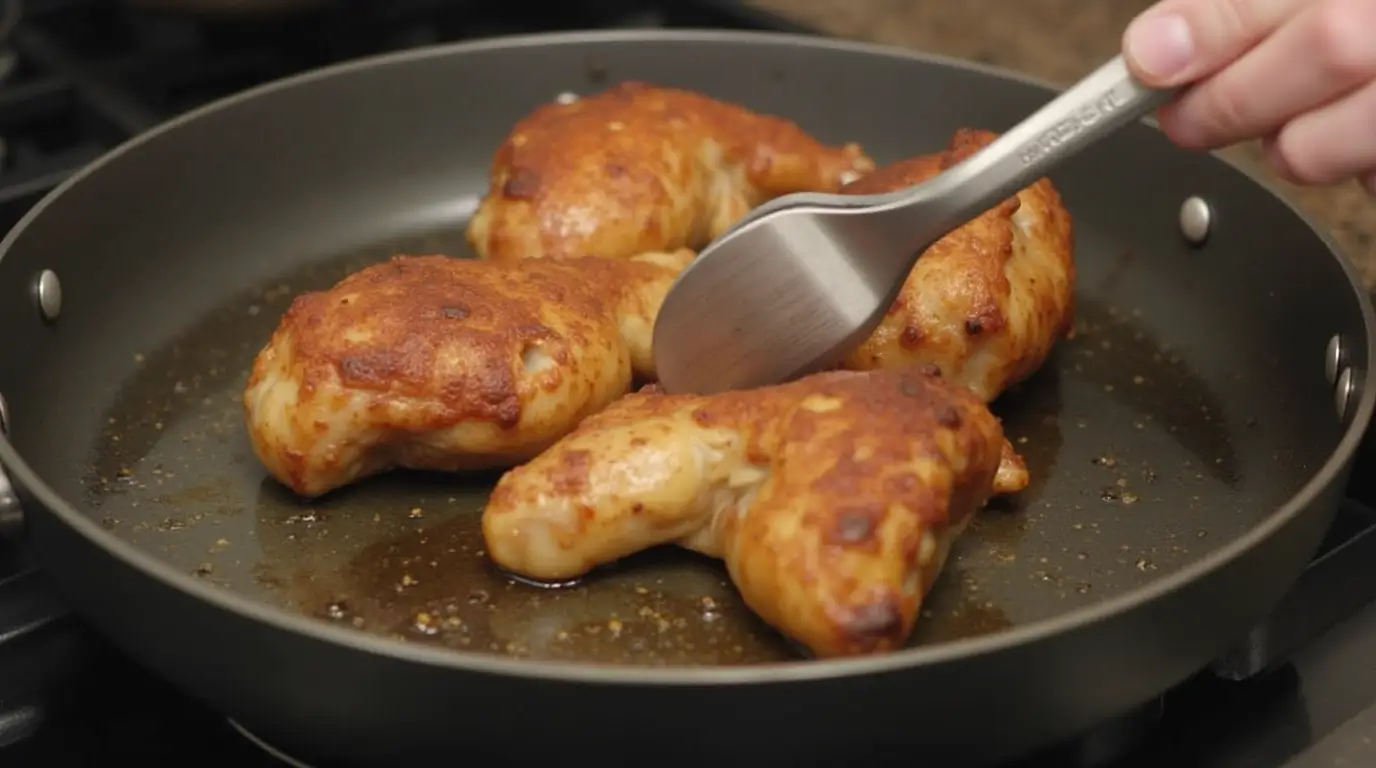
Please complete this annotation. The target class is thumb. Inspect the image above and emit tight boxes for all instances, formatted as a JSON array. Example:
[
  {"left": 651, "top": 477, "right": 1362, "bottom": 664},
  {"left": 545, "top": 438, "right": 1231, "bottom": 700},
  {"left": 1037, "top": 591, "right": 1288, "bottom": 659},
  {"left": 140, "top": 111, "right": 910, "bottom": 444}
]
[{"left": 1122, "top": 0, "right": 1306, "bottom": 87}]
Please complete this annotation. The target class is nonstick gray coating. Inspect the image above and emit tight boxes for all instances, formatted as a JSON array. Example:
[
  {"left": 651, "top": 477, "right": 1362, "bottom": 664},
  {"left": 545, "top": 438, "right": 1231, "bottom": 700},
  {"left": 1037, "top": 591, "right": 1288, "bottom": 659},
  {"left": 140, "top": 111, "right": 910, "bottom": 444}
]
[
  {"left": 73, "top": 227, "right": 1295, "bottom": 665},
  {"left": 0, "top": 30, "right": 1369, "bottom": 765}
]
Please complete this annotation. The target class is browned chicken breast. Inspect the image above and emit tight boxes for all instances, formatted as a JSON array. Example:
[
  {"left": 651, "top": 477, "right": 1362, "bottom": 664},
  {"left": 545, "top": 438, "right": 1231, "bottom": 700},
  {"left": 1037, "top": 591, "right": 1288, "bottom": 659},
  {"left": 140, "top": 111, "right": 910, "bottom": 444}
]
[
  {"left": 841, "top": 128, "right": 1076, "bottom": 402},
  {"left": 466, "top": 81, "right": 875, "bottom": 262},
  {"left": 482, "top": 364, "right": 1029, "bottom": 658},
  {"left": 243, "top": 249, "right": 693, "bottom": 498}
]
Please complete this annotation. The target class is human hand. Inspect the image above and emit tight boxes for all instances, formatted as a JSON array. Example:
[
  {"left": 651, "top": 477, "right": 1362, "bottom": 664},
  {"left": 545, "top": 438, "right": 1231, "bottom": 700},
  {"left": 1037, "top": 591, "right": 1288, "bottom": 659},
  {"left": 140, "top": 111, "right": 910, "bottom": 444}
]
[{"left": 1122, "top": 0, "right": 1376, "bottom": 193}]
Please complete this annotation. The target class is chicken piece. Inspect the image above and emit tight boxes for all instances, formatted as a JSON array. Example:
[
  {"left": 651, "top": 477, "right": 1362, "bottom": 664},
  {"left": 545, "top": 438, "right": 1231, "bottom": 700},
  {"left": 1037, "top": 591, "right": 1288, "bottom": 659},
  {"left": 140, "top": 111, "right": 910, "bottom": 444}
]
[
  {"left": 482, "top": 365, "right": 1029, "bottom": 658},
  {"left": 243, "top": 249, "right": 694, "bottom": 498},
  {"left": 466, "top": 81, "right": 875, "bottom": 262},
  {"left": 840, "top": 128, "right": 1075, "bottom": 402}
]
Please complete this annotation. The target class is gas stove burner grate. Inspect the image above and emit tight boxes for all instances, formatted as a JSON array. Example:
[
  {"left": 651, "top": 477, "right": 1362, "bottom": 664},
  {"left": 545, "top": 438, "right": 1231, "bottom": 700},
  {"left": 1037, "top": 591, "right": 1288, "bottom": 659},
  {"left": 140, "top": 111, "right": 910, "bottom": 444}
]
[
  {"left": 1023, "top": 698, "right": 1166, "bottom": 768},
  {"left": 0, "top": 0, "right": 21, "bottom": 80},
  {"left": 229, "top": 718, "right": 316, "bottom": 768}
]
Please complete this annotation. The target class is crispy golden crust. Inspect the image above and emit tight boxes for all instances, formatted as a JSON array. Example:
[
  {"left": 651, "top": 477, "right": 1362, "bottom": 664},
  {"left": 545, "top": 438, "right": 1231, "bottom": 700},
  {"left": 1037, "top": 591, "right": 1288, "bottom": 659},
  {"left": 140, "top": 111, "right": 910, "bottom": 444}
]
[
  {"left": 840, "top": 128, "right": 1076, "bottom": 402},
  {"left": 482, "top": 365, "right": 1028, "bottom": 658},
  {"left": 466, "top": 81, "right": 875, "bottom": 262},
  {"left": 243, "top": 250, "right": 693, "bottom": 497}
]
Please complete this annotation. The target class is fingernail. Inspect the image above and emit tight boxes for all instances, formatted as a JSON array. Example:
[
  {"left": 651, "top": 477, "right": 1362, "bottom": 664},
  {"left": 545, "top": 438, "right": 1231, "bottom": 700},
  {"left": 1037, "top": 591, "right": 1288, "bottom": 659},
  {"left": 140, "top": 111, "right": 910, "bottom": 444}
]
[{"left": 1125, "top": 13, "right": 1194, "bottom": 82}]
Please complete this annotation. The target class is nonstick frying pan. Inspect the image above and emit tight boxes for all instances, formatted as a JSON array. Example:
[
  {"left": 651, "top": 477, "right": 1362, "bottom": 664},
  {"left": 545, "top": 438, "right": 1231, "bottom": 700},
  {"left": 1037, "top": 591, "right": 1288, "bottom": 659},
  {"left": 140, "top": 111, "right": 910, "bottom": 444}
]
[{"left": 0, "top": 29, "right": 1371, "bottom": 767}]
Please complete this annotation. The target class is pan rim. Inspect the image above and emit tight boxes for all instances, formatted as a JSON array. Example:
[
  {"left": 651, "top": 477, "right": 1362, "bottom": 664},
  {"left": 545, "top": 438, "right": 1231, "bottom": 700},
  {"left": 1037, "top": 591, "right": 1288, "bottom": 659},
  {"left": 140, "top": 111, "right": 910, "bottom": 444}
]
[{"left": 0, "top": 27, "right": 1372, "bottom": 686}]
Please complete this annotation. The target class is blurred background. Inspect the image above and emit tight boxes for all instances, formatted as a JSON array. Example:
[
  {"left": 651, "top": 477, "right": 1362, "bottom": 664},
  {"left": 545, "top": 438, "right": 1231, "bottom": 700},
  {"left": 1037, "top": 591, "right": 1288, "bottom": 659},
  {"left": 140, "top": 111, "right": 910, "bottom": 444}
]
[{"left": 750, "top": 0, "right": 1153, "bottom": 83}]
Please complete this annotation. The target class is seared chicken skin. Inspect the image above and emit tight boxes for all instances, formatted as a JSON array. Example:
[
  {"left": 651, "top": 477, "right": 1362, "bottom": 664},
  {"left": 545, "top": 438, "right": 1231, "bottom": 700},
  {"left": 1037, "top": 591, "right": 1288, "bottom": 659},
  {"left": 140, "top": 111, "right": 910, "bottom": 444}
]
[
  {"left": 244, "top": 250, "right": 693, "bottom": 498},
  {"left": 482, "top": 365, "right": 1029, "bottom": 658},
  {"left": 841, "top": 128, "right": 1075, "bottom": 402},
  {"left": 466, "top": 81, "right": 875, "bottom": 262}
]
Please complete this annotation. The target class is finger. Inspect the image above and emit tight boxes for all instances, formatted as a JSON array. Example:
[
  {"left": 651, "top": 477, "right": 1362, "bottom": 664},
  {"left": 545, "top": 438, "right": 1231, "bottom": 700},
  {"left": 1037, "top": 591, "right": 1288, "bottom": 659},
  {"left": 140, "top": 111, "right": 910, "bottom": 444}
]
[
  {"left": 1122, "top": 0, "right": 1306, "bottom": 87},
  {"left": 1158, "top": 0, "right": 1376, "bottom": 149},
  {"left": 1363, "top": 171, "right": 1376, "bottom": 198},
  {"left": 1258, "top": 133, "right": 1302, "bottom": 185},
  {"left": 1268, "top": 78, "right": 1376, "bottom": 186}
]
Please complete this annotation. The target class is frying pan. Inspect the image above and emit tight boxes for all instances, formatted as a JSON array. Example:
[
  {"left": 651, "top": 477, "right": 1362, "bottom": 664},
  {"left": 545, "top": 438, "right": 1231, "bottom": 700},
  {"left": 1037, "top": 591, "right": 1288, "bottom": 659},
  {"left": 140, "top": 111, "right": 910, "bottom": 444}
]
[{"left": 0, "top": 29, "right": 1370, "bottom": 767}]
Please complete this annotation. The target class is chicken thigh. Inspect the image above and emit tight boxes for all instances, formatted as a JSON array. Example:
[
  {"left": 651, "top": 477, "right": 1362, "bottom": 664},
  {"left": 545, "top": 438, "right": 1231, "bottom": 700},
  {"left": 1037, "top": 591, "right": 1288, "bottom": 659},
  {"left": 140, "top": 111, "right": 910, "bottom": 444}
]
[
  {"left": 244, "top": 249, "right": 693, "bottom": 498},
  {"left": 482, "top": 364, "right": 1028, "bottom": 658},
  {"left": 841, "top": 128, "right": 1076, "bottom": 402},
  {"left": 466, "top": 81, "right": 875, "bottom": 262}
]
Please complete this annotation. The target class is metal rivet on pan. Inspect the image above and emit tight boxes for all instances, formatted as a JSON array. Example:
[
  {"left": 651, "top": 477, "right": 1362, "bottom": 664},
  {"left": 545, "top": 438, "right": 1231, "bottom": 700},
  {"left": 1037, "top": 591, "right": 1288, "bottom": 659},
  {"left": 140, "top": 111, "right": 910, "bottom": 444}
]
[
  {"left": 1335, "top": 367, "right": 1357, "bottom": 422},
  {"left": 33, "top": 269, "right": 61, "bottom": 322},
  {"left": 0, "top": 392, "right": 8, "bottom": 435},
  {"left": 1179, "top": 196, "right": 1212, "bottom": 245},
  {"left": 1326, "top": 334, "right": 1348, "bottom": 384}
]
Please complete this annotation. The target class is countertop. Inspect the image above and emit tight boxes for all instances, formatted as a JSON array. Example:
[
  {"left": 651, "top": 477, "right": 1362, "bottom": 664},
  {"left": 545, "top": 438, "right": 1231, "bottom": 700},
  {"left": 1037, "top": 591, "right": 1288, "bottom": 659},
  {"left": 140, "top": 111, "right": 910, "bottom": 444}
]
[{"left": 745, "top": 0, "right": 1376, "bottom": 290}]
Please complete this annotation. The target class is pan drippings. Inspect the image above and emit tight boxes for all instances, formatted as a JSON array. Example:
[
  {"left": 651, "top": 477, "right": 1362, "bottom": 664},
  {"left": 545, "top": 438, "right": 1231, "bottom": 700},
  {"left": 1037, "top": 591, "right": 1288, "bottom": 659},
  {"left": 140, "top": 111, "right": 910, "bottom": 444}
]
[{"left": 82, "top": 226, "right": 1264, "bottom": 666}]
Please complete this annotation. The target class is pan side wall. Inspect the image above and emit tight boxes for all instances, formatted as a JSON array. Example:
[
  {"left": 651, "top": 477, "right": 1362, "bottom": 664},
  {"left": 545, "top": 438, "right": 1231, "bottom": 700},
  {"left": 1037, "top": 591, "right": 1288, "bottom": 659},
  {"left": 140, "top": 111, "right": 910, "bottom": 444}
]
[{"left": 16, "top": 443, "right": 1345, "bottom": 765}]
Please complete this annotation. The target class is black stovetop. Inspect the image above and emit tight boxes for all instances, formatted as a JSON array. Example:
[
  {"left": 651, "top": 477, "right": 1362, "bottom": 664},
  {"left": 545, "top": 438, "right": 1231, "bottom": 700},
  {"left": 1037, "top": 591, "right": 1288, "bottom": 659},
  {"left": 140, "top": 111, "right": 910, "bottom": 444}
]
[{"left": 1, "top": 1, "right": 1376, "bottom": 765}]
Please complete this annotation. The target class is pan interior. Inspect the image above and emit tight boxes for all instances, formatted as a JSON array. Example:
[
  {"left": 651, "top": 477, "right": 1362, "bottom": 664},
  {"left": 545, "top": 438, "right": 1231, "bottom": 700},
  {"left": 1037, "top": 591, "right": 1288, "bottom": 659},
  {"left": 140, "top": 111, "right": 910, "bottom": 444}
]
[
  {"left": 71, "top": 220, "right": 1335, "bottom": 666},
  {"left": 0, "top": 33, "right": 1357, "bottom": 668}
]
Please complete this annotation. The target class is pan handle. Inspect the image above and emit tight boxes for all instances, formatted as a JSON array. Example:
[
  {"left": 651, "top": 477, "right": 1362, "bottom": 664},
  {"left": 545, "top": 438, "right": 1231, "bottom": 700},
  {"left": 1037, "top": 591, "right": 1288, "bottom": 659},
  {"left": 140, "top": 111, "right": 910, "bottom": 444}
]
[{"left": 0, "top": 394, "right": 23, "bottom": 538}]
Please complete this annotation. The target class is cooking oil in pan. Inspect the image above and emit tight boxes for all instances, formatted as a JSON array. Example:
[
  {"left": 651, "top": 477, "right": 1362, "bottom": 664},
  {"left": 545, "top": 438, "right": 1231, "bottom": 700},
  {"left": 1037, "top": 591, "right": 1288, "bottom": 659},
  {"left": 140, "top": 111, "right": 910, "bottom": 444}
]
[{"left": 83, "top": 227, "right": 1270, "bottom": 666}]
